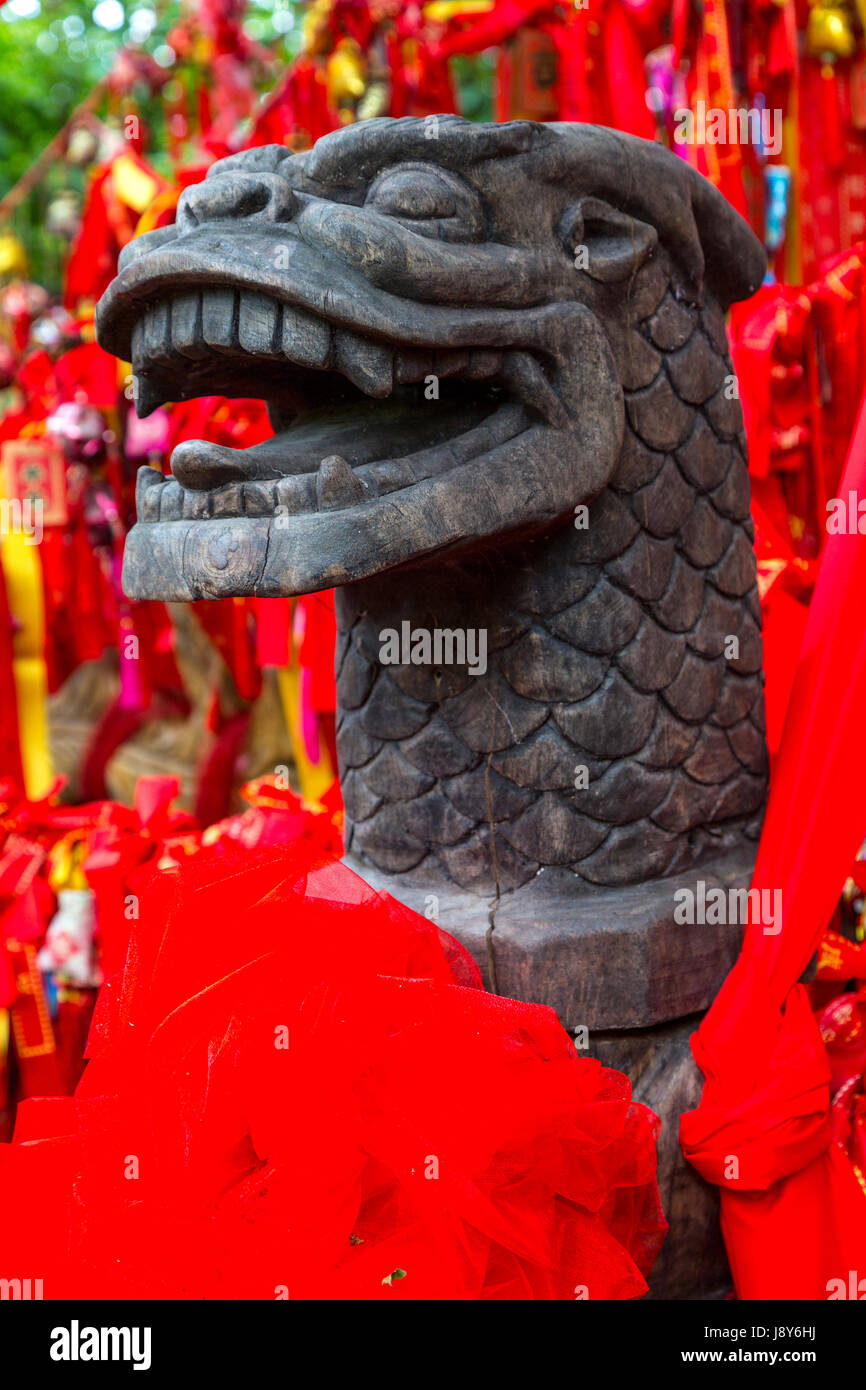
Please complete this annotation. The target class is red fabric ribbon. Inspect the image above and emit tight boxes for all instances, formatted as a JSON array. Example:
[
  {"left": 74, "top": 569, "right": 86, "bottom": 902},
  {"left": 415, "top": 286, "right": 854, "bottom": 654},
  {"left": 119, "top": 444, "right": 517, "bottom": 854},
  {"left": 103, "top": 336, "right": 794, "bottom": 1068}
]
[
  {"left": 0, "top": 842, "right": 668, "bottom": 1299},
  {"left": 681, "top": 383, "right": 866, "bottom": 1298}
]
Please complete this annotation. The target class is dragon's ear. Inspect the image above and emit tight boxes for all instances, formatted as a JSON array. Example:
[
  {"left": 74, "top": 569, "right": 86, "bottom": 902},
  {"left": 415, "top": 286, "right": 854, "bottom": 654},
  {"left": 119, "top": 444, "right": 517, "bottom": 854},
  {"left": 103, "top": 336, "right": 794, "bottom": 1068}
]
[{"left": 560, "top": 197, "right": 658, "bottom": 283}]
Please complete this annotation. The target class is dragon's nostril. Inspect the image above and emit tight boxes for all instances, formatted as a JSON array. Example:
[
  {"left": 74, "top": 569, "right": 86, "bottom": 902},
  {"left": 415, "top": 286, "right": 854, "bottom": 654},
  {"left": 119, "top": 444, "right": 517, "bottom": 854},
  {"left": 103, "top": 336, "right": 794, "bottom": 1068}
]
[
  {"left": 233, "top": 186, "right": 272, "bottom": 218},
  {"left": 176, "top": 173, "right": 295, "bottom": 233}
]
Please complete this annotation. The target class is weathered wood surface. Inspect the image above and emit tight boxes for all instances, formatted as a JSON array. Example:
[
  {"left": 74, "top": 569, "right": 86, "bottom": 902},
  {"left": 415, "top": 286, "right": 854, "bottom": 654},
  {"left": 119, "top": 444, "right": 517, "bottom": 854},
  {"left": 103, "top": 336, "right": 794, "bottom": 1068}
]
[
  {"left": 96, "top": 119, "right": 771, "bottom": 1298},
  {"left": 97, "top": 116, "right": 768, "bottom": 892}
]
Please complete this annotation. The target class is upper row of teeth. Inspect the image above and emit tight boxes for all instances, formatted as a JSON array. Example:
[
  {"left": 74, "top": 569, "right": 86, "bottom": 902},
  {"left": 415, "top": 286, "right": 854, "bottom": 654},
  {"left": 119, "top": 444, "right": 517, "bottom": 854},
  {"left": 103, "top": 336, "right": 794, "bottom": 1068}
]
[
  {"left": 130, "top": 289, "right": 510, "bottom": 400},
  {"left": 135, "top": 402, "right": 531, "bottom": 522}
]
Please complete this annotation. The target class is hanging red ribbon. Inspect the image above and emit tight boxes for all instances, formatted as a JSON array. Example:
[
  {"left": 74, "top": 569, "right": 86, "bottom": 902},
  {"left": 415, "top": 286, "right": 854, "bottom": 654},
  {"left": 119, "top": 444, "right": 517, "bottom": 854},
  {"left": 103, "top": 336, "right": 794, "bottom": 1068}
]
[{"left": 681, "top": 382, "right": 866, "bottom": 1298}]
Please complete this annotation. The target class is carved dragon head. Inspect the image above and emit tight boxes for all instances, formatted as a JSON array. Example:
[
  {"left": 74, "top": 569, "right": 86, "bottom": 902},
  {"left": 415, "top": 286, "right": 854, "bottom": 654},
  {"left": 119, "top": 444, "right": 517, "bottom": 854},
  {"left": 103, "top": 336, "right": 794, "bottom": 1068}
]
[{"left": 96, "top": 117, "right": 765, "bottom": 602}]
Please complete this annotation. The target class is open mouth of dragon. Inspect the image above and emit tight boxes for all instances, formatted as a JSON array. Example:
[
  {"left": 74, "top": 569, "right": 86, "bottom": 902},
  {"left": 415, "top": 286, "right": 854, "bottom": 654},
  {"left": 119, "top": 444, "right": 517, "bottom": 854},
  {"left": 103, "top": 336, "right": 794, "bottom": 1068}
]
[
  {"left": 130, "top": 285, "right": 541, "bottom": 528},
  {"left": 96, "top": 226, "right": 623, "bottom": 599}
]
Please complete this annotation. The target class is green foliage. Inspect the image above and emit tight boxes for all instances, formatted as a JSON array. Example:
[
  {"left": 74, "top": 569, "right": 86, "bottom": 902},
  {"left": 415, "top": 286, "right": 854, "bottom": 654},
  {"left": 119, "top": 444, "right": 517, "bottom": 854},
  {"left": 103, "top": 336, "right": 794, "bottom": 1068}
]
[
  {"left": 0, "top": 1, "right": 114, "bottom": 195},
  {"left": 0, "top": 2, "right": 495, "bottom": 294},
  {"left": 0, "top": 1, "right": 302, "bottom": 190},
  {"left": 0, "top": 1, "right": 301, "bottom": 291},
  {"left": 452, "top": 49, "right": 497, "bottom": 125}
]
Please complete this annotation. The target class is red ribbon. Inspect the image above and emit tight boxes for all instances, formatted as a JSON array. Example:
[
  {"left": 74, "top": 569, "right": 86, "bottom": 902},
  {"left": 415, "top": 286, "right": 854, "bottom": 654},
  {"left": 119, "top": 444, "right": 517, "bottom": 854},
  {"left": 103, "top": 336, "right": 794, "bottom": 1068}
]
[{"left": 681, "top": 383, "right": 866, "bottom": 1298}]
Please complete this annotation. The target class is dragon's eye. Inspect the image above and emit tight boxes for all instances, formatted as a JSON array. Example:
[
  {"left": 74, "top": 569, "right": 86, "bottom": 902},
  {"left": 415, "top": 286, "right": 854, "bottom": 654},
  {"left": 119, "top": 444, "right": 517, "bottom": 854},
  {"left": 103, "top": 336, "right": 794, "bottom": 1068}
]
[
  {"left": 369, "top": 169, "right": 457, "bottom": 220},
  {"left": 365, "top": 164, "right": 484, "bottom": 241}
]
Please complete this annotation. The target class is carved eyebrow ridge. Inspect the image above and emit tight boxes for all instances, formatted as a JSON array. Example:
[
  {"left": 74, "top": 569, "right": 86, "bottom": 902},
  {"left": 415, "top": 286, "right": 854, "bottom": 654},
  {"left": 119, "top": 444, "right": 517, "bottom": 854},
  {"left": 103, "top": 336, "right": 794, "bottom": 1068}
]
[{"left": 303, "top": 115, "right": 537, "bottom": 187}]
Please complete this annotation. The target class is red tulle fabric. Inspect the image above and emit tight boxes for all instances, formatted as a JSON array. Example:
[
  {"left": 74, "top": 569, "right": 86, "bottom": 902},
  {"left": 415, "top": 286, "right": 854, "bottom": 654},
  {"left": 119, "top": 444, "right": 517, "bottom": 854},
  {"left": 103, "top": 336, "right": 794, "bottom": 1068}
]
[
  {"left": 680, "top": 384, "right": 866, "bottom": 1297},
  {"left": 0, "top": 844, "right": 666, "bottom": 1300}
]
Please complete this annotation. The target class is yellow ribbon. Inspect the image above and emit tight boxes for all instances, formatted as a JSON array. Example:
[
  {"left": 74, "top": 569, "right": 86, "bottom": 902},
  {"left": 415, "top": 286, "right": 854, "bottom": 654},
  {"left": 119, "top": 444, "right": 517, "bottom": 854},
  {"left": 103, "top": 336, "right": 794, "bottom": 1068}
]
[
  {"left": 275, "top": 666, "right": 334, "bottom": 803},
  {"left": 0, "top": 531, "right": 54, "bottom": 799}
]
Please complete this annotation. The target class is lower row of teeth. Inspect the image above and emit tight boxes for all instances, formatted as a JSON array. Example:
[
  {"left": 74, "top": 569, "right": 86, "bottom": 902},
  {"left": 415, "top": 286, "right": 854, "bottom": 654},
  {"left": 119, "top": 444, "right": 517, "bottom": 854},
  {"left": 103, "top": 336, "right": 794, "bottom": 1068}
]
[{"left": 135, "top": 403, "right": 529, "bottom": 522}]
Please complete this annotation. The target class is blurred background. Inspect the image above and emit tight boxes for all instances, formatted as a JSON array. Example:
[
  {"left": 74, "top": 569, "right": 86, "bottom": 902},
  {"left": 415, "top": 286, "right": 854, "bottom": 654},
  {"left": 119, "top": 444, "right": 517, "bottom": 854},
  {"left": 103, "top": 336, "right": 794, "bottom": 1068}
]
[
  {"left": 0, "top": 0, "right": 503, "bottom": 820},
  {"left": 2, "top": 0, "right": 866, "bottom": 1126},
  {"left": 1, "top": 0, "right": 864, "bottom": 818}
]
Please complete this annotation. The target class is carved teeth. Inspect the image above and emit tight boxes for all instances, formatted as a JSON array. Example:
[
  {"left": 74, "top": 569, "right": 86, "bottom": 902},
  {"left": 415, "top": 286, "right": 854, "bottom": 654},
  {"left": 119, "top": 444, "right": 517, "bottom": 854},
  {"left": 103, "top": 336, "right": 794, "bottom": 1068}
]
[
  {"left": 132, "top": 292, "right": 547, "bottom": 428},
  {"left": 334, "top": 330, "right": 393, "bottom": 398},
  {"left": 282, "top": 305, "right": 331, "bottom": 368},
  {"left": 243, "top": 480, "right": 278, "bottom": 516},
  {"left": 134, "top": 290, "right": 339, "bottom": 381},
  {"left": 131, "top": 397, "right": 524, "bottom": 523},
  {"left": 132, "top": 394, "right": 528, "bottom": 523},
  {"left": 144, "top": 301, "right": 173, "bottom": 363},
  {"left": 172, "top": 292, "right": 207, "bottom": 359},
  {"left": 135, "top": 465, "right": 163, "bottom": 520},
  {"left": 160, "top": 478, "right": 183, "bottom": 520},
  {"left": 238, "top": 290, "right": 280, "bottom": 356},
  {"left": 136, "top": 464, "right": 163, "bottom": 493},
  {"left": 131, "top": 319, "right": 145, "bottom": 369},
  {"left": 366, "top": 457, "right": 420, "bottom": 496},
  {"left": 394, "top": 350, "right": 432, "bottom": 385},
  {"left": 201, "top": 288, "right": 237, "bottom": 351},
  {"left": 316, "top": 455, "right": 367, "bottom": 511},
  {"left": 433, "top": 349, "right": 470, "bottom": 378},
  {"left": 499, "top": 350, "right": 569, "bottom": 428},
  {"left": 182, "top": 487, "right": 212, "bottom": 519},
  {"left": 275, "top": 474, "right": 315, "bottom": 514},
  {"left": 134, "top": 376, "right": 169, "bottom": 419},
  {"left": 465, "top": 350, "right": 503, "bottom": 380},
  {"left": 211, "top": 481, "right": 245, "bottom": 517}
]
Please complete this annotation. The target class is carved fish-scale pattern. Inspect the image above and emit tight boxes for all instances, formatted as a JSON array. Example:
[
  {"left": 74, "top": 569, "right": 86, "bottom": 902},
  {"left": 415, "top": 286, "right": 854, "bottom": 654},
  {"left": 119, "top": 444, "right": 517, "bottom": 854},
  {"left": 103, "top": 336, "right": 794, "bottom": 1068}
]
[{"left": 336, "top": 277, "right": 767, "bottom": 893}]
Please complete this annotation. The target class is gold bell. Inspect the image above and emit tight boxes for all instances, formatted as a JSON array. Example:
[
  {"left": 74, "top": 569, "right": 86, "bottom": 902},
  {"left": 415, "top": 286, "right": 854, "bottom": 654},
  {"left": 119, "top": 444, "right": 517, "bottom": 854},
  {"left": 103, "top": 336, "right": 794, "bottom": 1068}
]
[
  {"left": 0, "top": 234, "right": 29, "bottom": 279},
  {"left": 326, "top": 38, "right": 367, "bottom": 113},
  {"left": 806, "top": 1, "right": 857, "bottom": 59}
]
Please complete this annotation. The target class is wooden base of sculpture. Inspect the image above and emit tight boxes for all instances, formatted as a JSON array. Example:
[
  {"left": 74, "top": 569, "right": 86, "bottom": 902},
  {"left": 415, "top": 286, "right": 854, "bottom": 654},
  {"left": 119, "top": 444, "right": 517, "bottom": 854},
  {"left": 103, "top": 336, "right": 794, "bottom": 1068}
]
[
  {"left": 96, "top": 116, "right": 773, "bottom": 1301},
  {"left": 350, "top": 842, "right": 758, "bottom": 1299}
]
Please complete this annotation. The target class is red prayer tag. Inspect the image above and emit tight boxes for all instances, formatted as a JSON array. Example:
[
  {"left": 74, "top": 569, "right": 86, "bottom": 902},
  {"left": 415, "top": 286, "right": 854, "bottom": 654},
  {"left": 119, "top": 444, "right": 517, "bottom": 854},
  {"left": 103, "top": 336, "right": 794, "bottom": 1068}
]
[
  {"left": 851, "top": 58, "right": 866, "bottom": 131},
  {"left": 503, "top": 27, "right": 559, "bottom": 120},
  {"left": 1, "top": 438, "right": 69, "bottom": 527}
]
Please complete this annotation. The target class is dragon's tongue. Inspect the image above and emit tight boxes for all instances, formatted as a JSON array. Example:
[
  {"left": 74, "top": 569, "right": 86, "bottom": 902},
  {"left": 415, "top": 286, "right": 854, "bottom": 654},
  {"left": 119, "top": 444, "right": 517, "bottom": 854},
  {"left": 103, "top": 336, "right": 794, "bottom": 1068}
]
[{"left": 170, "top": 393, "right": 496, "bottom": 491}]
